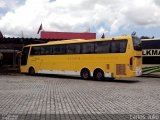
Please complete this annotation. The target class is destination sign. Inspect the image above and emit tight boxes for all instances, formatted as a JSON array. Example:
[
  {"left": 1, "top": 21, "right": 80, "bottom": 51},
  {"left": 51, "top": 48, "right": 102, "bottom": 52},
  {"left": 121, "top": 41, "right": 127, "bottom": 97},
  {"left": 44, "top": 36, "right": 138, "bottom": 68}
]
[{"left": 143, "top": 49, "right": 160, "bottom": 56}]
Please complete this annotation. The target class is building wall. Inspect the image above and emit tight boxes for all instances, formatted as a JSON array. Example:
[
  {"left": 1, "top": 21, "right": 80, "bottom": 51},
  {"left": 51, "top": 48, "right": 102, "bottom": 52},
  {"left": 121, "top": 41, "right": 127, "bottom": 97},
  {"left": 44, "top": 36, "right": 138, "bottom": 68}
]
[{"left": 40, "top": 31, "right": 96, "bottom": 40}]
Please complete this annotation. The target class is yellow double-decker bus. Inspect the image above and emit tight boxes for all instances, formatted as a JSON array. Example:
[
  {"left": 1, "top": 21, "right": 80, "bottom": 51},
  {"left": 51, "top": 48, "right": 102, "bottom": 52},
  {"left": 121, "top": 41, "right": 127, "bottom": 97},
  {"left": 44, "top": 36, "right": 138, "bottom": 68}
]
[{"left": 20, "top": 35, "right": 142, "bottom": 80}]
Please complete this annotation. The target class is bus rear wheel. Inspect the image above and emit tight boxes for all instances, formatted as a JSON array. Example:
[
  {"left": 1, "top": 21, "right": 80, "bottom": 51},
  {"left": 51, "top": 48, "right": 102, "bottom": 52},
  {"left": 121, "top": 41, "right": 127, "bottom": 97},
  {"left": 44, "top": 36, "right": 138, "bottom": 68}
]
[
  {"left": 94, "top": 69, "right": 104, "bottom": 80},
  {"left": 81, "top": 69, "right": 90, "bottom": 80},
  {"left": 29, "top": 67, "right": 35, "bottom": 76}
]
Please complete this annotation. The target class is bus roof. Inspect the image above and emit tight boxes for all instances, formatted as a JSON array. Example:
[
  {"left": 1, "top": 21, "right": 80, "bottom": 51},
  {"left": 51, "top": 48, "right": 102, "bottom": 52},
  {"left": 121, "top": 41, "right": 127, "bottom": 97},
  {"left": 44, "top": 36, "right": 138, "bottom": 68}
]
[
  {"left": 24, "top": 35, "right": 132, "bottom": 47},
  {"left": 141, "top": 38, "right": 160, "bottom": 41}
]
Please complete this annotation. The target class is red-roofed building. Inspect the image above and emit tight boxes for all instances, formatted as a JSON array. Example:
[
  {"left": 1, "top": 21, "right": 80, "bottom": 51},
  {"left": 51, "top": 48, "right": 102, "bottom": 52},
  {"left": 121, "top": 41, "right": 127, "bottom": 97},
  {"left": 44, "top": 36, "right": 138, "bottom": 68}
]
[{"left": 40, "top": 31, "right": 96, "bottom": 40}]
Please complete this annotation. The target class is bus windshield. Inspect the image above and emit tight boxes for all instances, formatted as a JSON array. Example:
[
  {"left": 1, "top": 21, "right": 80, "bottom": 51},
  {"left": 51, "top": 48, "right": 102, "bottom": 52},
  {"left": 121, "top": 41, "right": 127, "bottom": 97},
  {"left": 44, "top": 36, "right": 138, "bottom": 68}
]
[
  {"left": 21, "top": 47, "right": 30, "bottom": 65},
  {"left": 132, "top": 36, "right": 142, "bottom": 51}
]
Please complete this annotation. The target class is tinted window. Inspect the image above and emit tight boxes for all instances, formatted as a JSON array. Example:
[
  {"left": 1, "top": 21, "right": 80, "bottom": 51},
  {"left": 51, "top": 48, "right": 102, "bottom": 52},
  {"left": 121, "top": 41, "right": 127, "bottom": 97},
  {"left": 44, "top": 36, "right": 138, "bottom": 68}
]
[
  {"left": 111, "top": 41, "right": 119, "bottom": 53},
  {"left": 41, "top": 46, "right": 52, "bottom": 55},
  {"left": 142, "top": 40, "right": 160, "bottom": 49},
  {"left": 95, "top": 41, "right": 110, "bottom": 53},
  {"left": 119, "top": 40, "right": 127, "bottom": 53},
  {"left": 53, "top": 45, "right": 66, "bottom": 54},
  {"left": 21, "top": 47, "right": 30, "bottom": 65},
  {"left": 30, "top": 46, "right": 41, "bottom": 55},
  {"left": 67, "top": 44, "right": 80, "bottom": 54},
  {"left": 111, "top": 40, "right": 127, "bottom": 53},
  {"left": 81, "top": 43, "right": 94, "bottom": 54}
]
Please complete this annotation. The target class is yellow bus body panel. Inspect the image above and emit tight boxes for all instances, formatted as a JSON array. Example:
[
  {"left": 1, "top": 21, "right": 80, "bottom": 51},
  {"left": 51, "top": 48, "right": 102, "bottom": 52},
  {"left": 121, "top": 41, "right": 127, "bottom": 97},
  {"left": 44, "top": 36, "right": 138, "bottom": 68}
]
[{"left": 20, "top": 35, "right": 142, "bottom": 78}]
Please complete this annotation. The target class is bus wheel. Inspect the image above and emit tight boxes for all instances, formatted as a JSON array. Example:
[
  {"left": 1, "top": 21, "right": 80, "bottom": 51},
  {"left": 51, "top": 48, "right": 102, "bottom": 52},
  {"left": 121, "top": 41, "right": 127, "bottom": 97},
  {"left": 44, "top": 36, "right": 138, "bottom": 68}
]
[
  {"left": 81, "top": 69, "right": 90, "bottom": 80},
  {"left": 94, "top": 69, "right": 104, "bottom": 80},
  {"left": 29, "top": 67, "right": 35, "bottom": 75},
  {"left": 109, "top": 77, "right": 115, "bottom": 80}
]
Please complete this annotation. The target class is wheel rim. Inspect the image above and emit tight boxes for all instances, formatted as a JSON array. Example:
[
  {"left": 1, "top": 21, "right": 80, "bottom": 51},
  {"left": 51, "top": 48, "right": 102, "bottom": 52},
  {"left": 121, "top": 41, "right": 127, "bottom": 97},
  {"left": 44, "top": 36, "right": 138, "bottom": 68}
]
[
  {"left": 81, "top": 69, "right": 90, "bottom": 79},
  {"left": 83, "top": 71, "right": 89, "bottom": 79},
  {"left": 97, "top": 72, "right": 103, "bottom": 79},
  {"left": 95, "top": 71, "right": 104, "bottom": 80}
]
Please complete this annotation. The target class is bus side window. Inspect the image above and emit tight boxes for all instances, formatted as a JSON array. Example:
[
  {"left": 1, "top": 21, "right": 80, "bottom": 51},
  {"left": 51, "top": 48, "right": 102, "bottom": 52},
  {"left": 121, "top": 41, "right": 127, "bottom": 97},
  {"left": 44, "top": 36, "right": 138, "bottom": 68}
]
[
  {"left": 30, "top": 46, "right": 41, "bottom": 55},
  {"left": 67, "top": 43, "right": 80, "bottom": 54},
  {"left": 41, "top": 46, "right": 52, "bottom": 55},
  {"left": 111, "top": 40, "right": 127, "bottom": 53},
  {"left": 53, "top": 45, "right": 66, "bottom": 55},
  {"left": 119, "top": 40, "right": 127, "bottom": 53},
  {"left": 95, "top": 41, "right": 110, "bottom": 53},
  {"left": 81, "top": 43, "right": 94, "bottom": 54},
  {"left": 111, "top": 41, "right": 120, "bottom": 53}
]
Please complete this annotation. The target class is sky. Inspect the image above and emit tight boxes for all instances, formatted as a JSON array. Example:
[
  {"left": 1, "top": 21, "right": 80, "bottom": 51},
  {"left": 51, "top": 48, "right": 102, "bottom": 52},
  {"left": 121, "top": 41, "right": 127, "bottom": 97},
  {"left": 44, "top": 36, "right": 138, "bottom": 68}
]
[{"left": 1, "top": 0, "right": 160, "bottom": 38}]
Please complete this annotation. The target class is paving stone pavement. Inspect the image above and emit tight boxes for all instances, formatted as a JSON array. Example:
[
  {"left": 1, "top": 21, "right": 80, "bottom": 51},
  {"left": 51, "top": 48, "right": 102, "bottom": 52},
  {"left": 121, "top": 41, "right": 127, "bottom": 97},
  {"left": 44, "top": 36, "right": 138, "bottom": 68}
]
[{"left": 0, "top": 75, "right": 160, "bottom": 120}]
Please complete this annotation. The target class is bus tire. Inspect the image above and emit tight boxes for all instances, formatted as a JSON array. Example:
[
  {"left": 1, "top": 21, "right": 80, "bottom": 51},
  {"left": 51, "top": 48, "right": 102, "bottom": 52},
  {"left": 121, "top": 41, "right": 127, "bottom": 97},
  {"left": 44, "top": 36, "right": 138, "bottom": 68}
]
[
  {"left": 29, "top": 67, "right": 35, "bottom": 76},
  {"left": 93, "top": 69, "right": 104, "bottom": 80},
  {"left": 109, "top": 77, "right": 115, "bottom": 80},
  {"left": 80, "top": 68, "right": 90, "bottom": 80}
]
